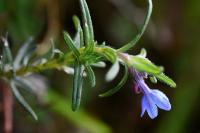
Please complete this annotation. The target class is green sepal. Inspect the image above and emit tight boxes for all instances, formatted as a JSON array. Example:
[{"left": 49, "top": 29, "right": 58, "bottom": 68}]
[
  {"left": 72, "top": 60, "right": 84, "bottom": 111},
  {"left": 155, "top": 72, "right": 176, "bottom": 88},
  {"left": 99, "top": 65, "right": 128, "bottom": 97},
  {"left": 129, "top": 56, "right": 162, "bottom": 75}
]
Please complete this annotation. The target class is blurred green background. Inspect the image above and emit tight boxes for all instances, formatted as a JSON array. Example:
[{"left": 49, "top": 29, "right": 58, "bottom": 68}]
[{"left": 0, "top": 0, "right": 200, "bottom": 133}]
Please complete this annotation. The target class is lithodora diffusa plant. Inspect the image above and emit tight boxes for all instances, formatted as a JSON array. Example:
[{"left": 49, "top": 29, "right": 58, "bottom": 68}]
[{"left": 0, "top": 0, "right": 176, "bottom": 120}]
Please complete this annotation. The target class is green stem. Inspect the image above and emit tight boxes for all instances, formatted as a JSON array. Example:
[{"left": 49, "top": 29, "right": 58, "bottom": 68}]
[
  {"left": 0, "top": 46, "right": 131, "bottom": 80},
  {"left": 1, "top": 53, "right": 73, "bottom": 79},
  {"left": 0, "top": 47, "right": 106, "bottom": 78}
]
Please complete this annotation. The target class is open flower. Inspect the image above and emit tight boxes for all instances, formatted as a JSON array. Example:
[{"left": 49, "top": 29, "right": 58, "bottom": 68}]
[{"left": 131, "top": 69, "right": 171, "bottom": 119}]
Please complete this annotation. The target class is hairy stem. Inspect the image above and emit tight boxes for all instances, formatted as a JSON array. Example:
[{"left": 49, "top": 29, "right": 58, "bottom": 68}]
[{"left": 1, "top": 47, "right": 120, "bottom": 78}]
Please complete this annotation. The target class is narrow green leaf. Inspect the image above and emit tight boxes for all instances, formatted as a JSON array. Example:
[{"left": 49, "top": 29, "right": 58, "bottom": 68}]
[
  {"left": 73, "top": 16, "right": 84, "bottom": 48},
  {"left": 63, "top": 31, "right": 80, "bottom": 59},
  {"left": 79, "top": 0, "right": 94, "bottom": 50},
  {"left": 85, "top": 65, "right": 96, "bottom": 87},
  {"left": 105, "top": 61, "right": 120, "bottom": 82},
  {"left": 73, "top": 16, "right": 81, "bottom": 31},
  {"left": 129, "top": 56, "right": 162, "bottom": 75},
  {"left": 22, "top": 53, "right": 35, "bottom": 66},
  {"left": 10, "top": 81, "right": 38, "bottom": 120},
  {"left": 118, "top": 0, "right": 153, "bottom": 52},
  {"left": 14, "top": 37, "right": 34, "bottom": 69},
  {"left": 99, "top": 65, "right": 128, "bottom": 97},
  {"left": 83, "top": 0, "right": 94, "bottom": 40},
  {"left": 13, "top": 77, "right": 35, "bottom": 93},
  {"left": 155, "top": 73, "right": 176, "bottom": 88},
  {"left": 2, "top": 38, "right": 13, "bottom": 64},
  {"left": 72, "top": 60, "right": 84, "bottom": 111}
]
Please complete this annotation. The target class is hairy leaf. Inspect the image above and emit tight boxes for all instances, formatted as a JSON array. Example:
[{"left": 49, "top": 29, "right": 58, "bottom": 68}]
[
  {"left": 13, "top": 77, "right": 35, "bottom": 93},
  {"left": 10, "top": 81, "right": 38, "bottom": 120},
  {"left": 79, "top": 0, "right": 94, "bottom": 51},
  {"left": 14, "top": 37, "right": 35, "bottom": 69},
  {"left": 72, "top": 60, "right": 84, "bottom": 111},
  {"left": 63, "top": 31, "right": 80, "bottom": 59}
]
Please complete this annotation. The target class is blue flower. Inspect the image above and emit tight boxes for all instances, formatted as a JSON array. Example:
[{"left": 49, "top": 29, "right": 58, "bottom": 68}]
[{"left": 131, "top": 69, "right": 171, "bottom": 119}]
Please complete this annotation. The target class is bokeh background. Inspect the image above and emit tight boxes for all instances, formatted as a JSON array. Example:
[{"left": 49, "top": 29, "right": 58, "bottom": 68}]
[{"left": 0, "top": 0, "right": 200, "bottom": 133}]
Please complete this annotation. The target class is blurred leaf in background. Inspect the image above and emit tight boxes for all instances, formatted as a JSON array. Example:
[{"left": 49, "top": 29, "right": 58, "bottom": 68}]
[{"left": 0, "top": 0, "right": 42, "bottom": 43}]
